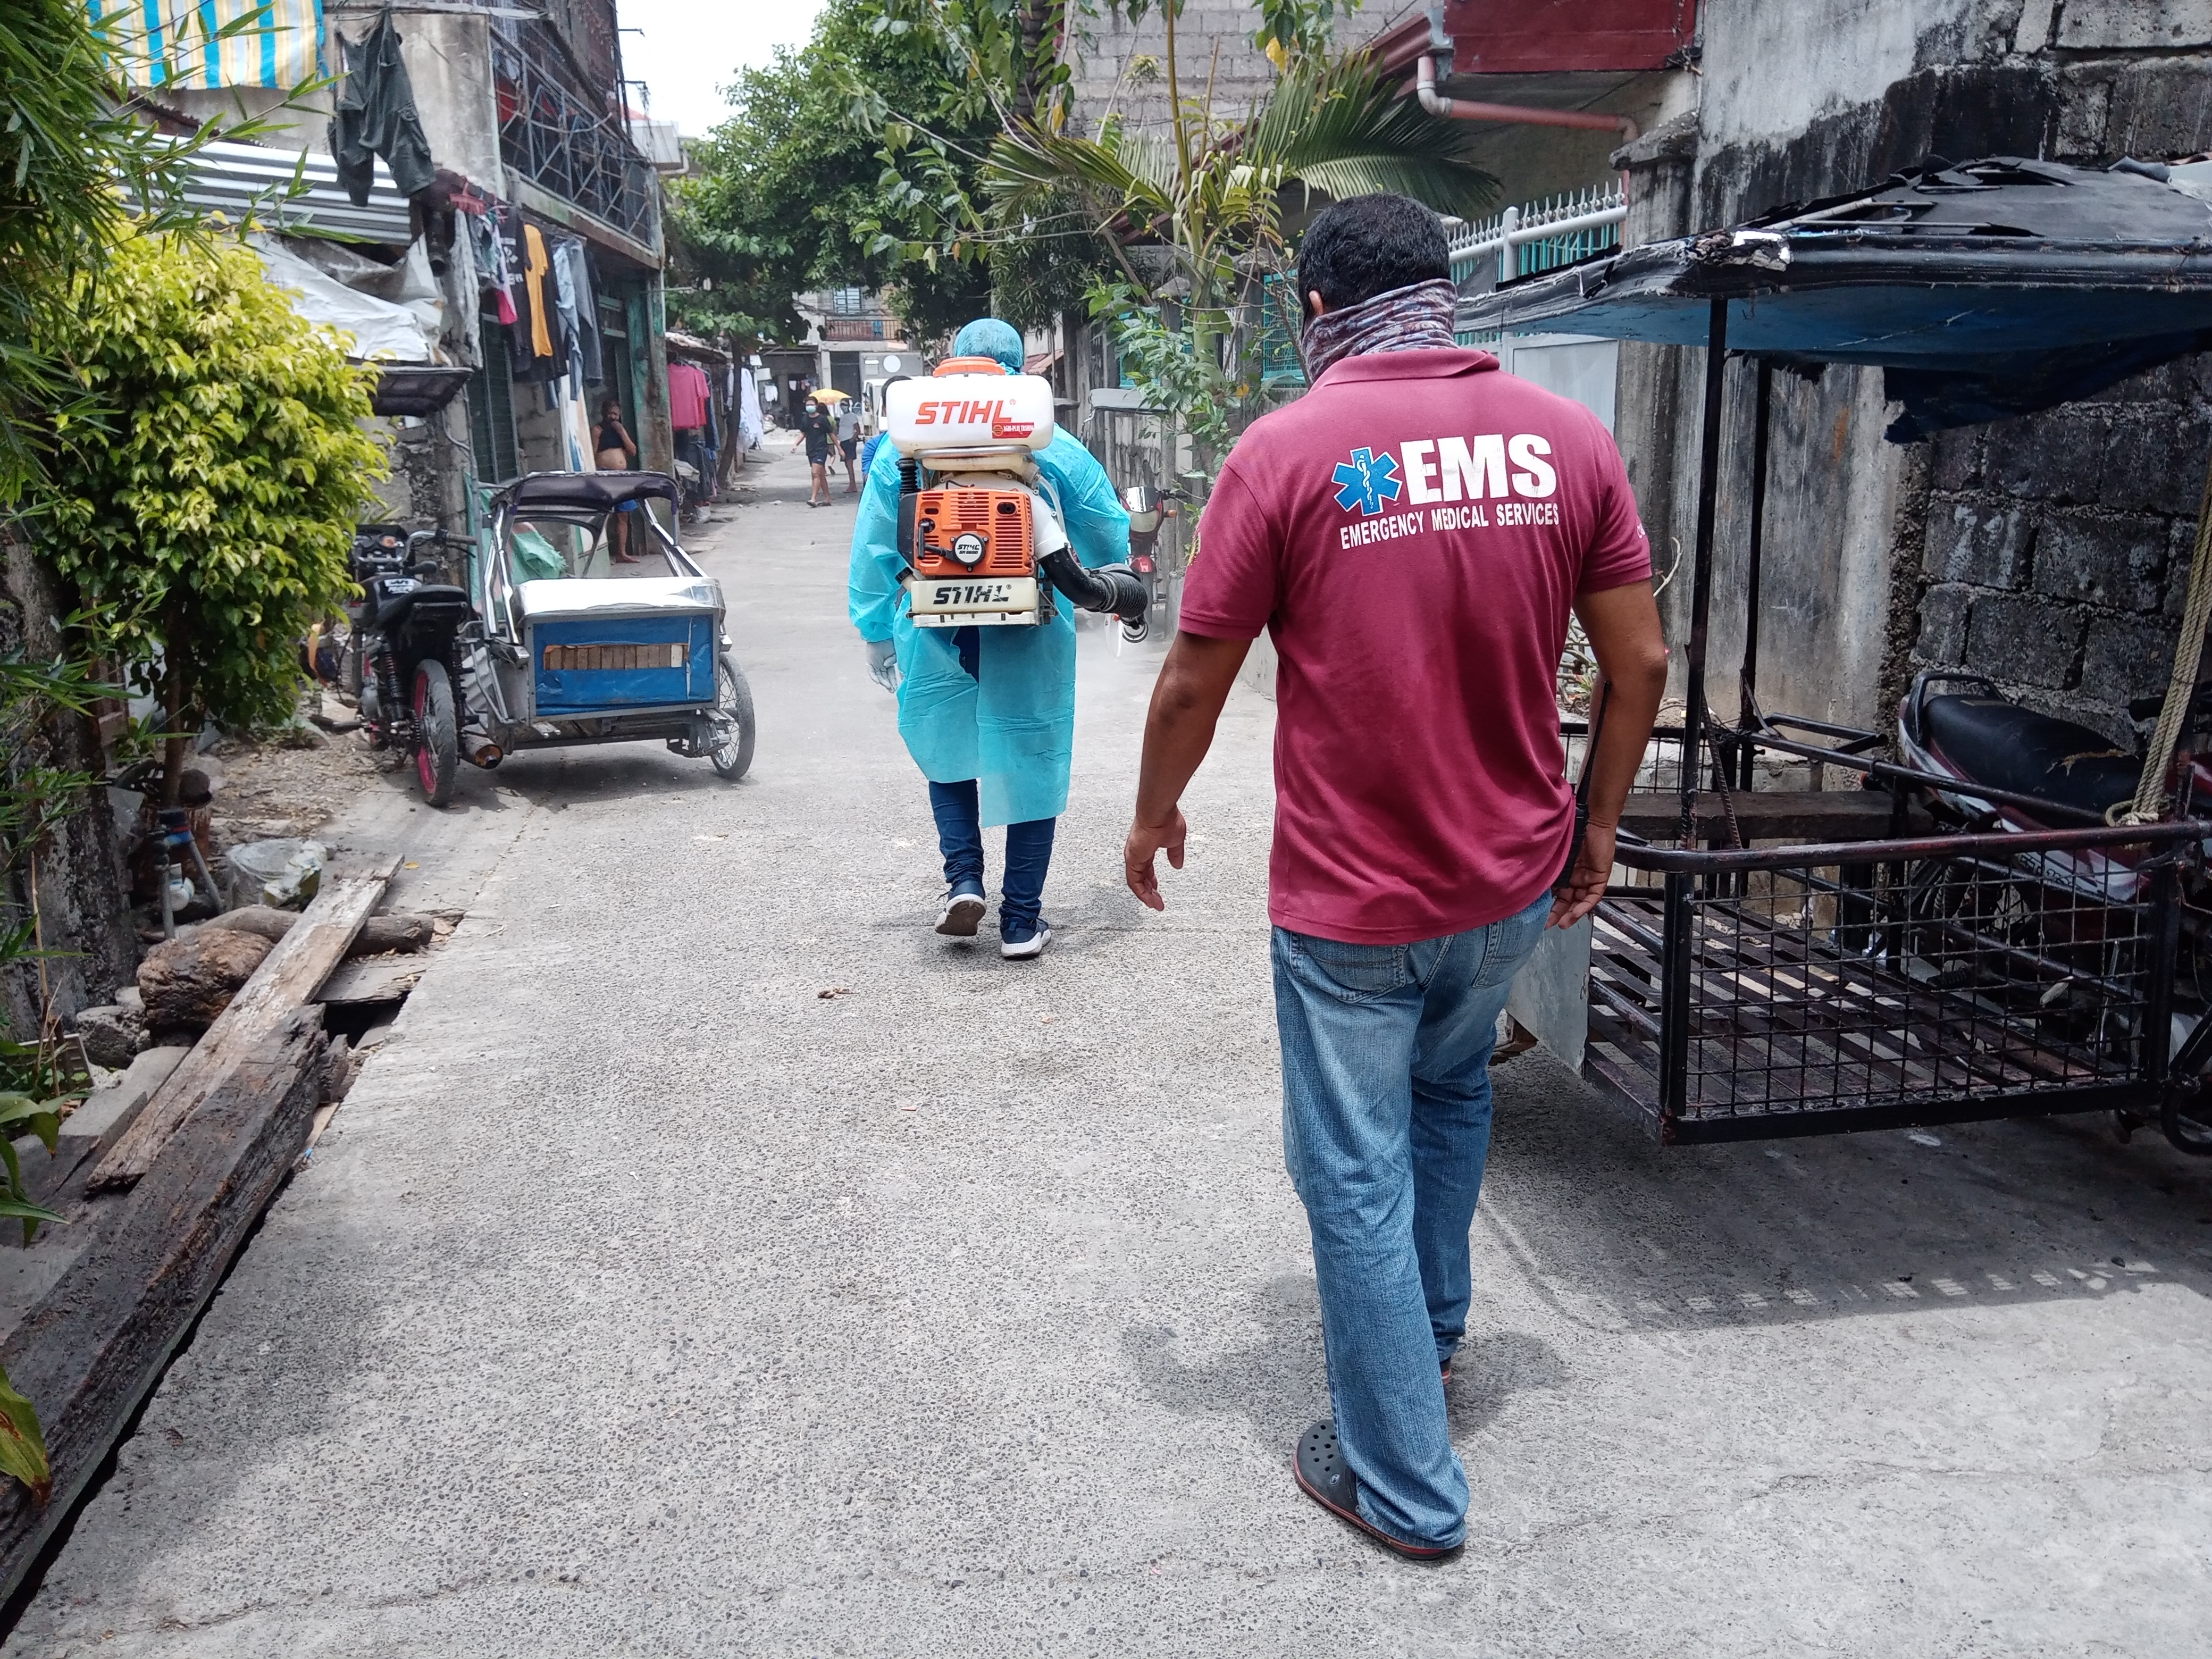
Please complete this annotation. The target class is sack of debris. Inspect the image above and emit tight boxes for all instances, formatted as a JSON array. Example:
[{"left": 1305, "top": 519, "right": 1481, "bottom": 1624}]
[{"left": 223, "top": 838, "right": 326, "bottom": 910}]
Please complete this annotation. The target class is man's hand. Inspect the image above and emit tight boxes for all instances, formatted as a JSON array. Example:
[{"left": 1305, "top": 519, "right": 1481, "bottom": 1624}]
[
  {"left": 1548, "top": 820, "right": 1615, "bottom": 929},
  {"left": 1124, "top": 808, "right": 1188, "bottom": 911}
]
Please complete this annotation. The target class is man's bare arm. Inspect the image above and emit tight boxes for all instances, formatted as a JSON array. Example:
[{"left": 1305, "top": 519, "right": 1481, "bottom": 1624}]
[
  {"left": 1551, "top": 579, "right": 1669, "bottom": 928},
  {"left": 1125, "top": 631, "right": 1252, "bottom": 910}
]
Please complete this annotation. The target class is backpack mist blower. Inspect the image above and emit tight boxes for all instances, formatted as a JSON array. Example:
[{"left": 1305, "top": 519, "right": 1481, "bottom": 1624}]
[{"left": 886, "top": 357, "right": 1151, "bottom": 641}]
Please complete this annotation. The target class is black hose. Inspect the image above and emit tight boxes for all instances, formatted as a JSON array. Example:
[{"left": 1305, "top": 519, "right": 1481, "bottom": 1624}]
[{"left": 1039, "top": 548, "right": 1149, "bottom": 634}]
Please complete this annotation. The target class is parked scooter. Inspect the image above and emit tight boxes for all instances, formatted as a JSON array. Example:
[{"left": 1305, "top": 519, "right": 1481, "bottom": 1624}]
[{"left": 350, "top": 526, "right": 477, "bottom": 806}]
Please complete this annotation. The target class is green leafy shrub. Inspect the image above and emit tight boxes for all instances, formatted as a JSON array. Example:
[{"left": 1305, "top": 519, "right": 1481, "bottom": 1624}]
[{"left": 37, "top": 231, "right": 385, "bottom": 794}]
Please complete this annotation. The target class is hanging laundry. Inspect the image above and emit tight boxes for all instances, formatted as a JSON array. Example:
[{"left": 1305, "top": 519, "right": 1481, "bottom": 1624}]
[
  {"left": 473, "top": 206, "right": 517, "bottom": 326},
  {"left": 738, "top": 367, "right": 764, "bottom": 449},
  {"left": 329, "top": 6, "right": 435, "bottom": 206},
  {"left": 550, "top": 236, "right": 586, "bottom": 389},
  {"left": 667, "top": 360, "right": 711, "bottom": 431},
  {"left": 503, "top": 216, "right": 569, "bottom": 383},
  {"left": 563, "top": 242, "right": 604, "bottom": 383}
]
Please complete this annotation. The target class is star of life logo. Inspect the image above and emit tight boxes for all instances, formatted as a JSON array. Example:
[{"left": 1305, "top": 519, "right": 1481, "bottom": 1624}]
[{"left": 1331, "top": 448, "right": 1402, "bottom": 516}]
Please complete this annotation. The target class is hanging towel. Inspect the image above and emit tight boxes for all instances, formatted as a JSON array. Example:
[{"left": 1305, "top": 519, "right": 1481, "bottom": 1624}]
[{"left": 329, "top": 7, "right": 434, "bottom": 205}]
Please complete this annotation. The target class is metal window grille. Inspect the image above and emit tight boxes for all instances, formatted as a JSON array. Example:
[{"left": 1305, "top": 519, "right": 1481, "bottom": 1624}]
[
  {"left": 490, "top": 19, "right": 658, "bottom": 247},
  {"left": 467, "top": 329, "right": 522, "bottom": 484},
  {"left": 831, "top": 287, "right": 865, "bottom": 316}
]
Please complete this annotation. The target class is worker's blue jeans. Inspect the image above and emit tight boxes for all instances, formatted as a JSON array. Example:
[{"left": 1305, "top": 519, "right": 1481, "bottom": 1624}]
[
  {"left": 928, "top": 779, "right": 1054, "bottom": 937},
  {"left": 1272, "top": 893, "right": 1551, "bottom": 1551}
]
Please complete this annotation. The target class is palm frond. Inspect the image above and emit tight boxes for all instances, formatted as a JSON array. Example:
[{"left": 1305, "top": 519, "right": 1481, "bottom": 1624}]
[{"left": 1241, "top": 52, "right": 1499, "bottom": 221}]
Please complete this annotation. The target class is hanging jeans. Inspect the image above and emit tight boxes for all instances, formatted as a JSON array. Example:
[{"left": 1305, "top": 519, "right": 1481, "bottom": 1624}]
[
  {"left": 1271, "top": 893, "right": 1551, "bottom": 1550},
  {"left": 927, "top": 780, "right": 1054, "bottom": 939}
]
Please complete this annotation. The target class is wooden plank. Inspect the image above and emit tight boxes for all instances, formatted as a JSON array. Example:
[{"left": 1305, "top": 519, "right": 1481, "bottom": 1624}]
[
  {"left": 0, "top": 1013, "right": 323, "bottom": 1603},
  {"left": 1616, "top": 790, "right": 1931, "bottom": 842},
  {"left": 88, "top": 863, "right": 393, "bottom": 1194},
  {"left": 315, "top": 954, "right": 425, "bottom": 1007}
]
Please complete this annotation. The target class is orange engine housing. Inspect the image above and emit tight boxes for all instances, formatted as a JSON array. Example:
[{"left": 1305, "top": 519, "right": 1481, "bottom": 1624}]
[{"left": 911, "top": 487, "right": 1034, "bottom": 580}]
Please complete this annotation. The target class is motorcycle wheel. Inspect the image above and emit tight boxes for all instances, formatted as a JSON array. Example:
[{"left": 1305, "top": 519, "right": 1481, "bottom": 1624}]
[
  {"left": 710, "top": 652, "right": 756, "bottom": 781},
  {"left": 412, "top": 659, "right": 459, "bottom": 807}
]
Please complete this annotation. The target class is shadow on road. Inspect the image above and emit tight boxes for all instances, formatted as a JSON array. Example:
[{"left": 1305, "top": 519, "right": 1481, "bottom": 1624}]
[{"left": 1480, "top": 1051, "right": 2212, "bottom": 1334}]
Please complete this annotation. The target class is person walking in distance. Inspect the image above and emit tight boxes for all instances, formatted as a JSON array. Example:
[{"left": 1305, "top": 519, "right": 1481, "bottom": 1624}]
[
  {"left": 793, "top": 382, "right": 834, "bottom": 507},
  {"left": 1122, "top": 194, "right": 1668, "bottom": 1557}
]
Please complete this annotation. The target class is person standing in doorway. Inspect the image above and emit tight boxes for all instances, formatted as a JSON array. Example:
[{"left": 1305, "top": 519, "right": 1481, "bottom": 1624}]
[
  {"left": 794, "top": 386, "right": 834, "bottom": 507},
  {"left": 595, "top": 397, "right": 640, "bottom": 563},
  {"left": 1122, "top": 194, "right": 1668, "bottom": 1558},
  {"left": 849, "top": 318, "right": 1130, "bottom": 959}
]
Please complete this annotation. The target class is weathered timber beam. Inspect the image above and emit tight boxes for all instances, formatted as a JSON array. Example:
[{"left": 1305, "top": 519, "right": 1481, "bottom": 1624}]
[
  {"left": 0, "top": 1012, "right": 324, "bottom": 1604},
  {"left": 89, "top": 861, "right": 395, "bottom": 1194}
]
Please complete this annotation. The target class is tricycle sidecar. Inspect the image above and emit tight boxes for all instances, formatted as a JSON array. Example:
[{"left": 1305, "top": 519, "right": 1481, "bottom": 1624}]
[{"left": 468, "top": 471, "right": 755, "bottom": 781}]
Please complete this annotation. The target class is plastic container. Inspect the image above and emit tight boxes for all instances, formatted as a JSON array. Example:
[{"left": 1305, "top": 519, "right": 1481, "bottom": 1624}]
[{"left": 886, "top": 373, "right": 1055, "bottom": 456}]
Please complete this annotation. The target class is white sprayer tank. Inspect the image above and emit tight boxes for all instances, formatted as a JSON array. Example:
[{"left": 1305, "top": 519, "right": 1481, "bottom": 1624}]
[{"left": 886, "top": 373, "right": 1057, "bottom": 457}]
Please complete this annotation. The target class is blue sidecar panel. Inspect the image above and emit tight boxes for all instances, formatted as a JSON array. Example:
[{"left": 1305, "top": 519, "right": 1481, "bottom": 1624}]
[{"left": 532, "top": 614, "right": 715, "bottom": 711}]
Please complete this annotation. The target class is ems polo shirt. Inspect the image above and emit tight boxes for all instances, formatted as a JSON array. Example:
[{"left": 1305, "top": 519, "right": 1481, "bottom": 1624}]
[{"left": 1179, "top": 347, "right": 1650, "bottom": 944}]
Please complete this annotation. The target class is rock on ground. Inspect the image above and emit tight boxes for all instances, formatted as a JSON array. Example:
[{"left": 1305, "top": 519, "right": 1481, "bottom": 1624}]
[{"left": 136, "top": 928, "right": 271, "bottom": 1033}]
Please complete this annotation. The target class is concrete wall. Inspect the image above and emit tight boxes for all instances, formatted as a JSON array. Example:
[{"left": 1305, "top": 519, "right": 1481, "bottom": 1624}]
[
  {"left": 1611, "top": 0, "right": 2212, "bottom": 746},
  {"left": 1066, "top": 1, "right": 1401, "bottom": 134},
  {"left": 401, "top": 12, "right": 502, "bottom": 187}
]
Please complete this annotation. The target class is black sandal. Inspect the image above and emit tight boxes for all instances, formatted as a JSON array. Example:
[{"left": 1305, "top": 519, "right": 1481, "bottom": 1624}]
[{"left": 1293, "top": 1422, "right": 1457, "bottom": 1561}]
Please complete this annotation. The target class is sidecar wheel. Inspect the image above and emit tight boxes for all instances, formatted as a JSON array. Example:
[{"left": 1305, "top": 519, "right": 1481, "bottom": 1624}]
[{"left": 710, "top": 653, "right": 756, "bottom": 781}]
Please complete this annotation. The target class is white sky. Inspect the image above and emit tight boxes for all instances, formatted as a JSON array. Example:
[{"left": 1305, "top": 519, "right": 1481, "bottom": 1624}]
[{"left": 619, "top": 0, "right": 830, "bottom": 138}]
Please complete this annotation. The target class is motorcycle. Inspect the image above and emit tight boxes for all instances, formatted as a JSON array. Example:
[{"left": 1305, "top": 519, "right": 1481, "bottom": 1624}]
[
  {"left": 1895, "top": 669, "right": 2212, "bottom": 1152},
  {"left": 1119, "top": 483, "right": 1190, "bottom": 618},
  {"left": 350, "top": 526, "right": 478, "bottom": 806}
]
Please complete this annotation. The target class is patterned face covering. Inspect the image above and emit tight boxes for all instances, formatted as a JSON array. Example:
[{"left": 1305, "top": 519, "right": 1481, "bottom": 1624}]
[{"left": 1298, "top": 278, "right": 1461, "bottom": 382}]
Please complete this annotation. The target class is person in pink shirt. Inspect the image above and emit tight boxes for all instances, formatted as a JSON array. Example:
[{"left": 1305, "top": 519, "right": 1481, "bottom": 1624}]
[{"left": 1124, "top": 194, "right": 1668, "bottom": 1559}]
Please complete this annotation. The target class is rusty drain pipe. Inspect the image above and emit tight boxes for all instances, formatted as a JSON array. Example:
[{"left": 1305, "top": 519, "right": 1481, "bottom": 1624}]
[
  {"left": 1415, "top": 54, "right": 1639, "bottom": 145},
  {"left": 1415, "top": 55, "right": 1637, "bottom": 206}
]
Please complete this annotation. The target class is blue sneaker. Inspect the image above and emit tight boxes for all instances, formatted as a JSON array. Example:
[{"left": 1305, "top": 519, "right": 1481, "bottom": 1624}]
[
  {"left": 936, "top": 886, "right": 986, "bottom": 937},
  {"left": 1000, "top": 917, "right": 1051, "bottom": 960}
]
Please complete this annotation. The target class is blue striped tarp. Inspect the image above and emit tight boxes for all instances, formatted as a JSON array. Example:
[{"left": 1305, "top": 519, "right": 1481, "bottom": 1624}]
[{"left": 88, "top": 0, "right": 324, "bottom": 90}]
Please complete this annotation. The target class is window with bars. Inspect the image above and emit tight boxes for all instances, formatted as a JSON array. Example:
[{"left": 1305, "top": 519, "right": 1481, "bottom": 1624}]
[
  {"left": 830, "top": 287, "right": 866, "bottom": 316},
  {"left": 467, "top": 325, "right": 522, "bottom": 484}
]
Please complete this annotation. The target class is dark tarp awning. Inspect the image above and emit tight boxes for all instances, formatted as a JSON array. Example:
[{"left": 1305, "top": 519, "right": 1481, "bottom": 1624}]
[
  {"left": 370, "top": 365, "right": 471, "bottom": 417},
  {"left": 499, "top": 471, "right": 682, "bottom": 512},
  {"left": 1456, "top": 157, "right": 2212, "bottom": 439}
]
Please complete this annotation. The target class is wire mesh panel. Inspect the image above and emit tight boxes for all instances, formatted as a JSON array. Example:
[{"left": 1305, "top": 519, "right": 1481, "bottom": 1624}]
[{"left": 1583, "top": 825, "right": 2191, "bottom": 1141}]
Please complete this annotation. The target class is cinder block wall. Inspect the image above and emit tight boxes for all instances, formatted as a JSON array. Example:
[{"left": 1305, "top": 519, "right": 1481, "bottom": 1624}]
[
  {"left": 1620, "top": 0, "right": 2212, "bottom": 743},
  {"left": 1913, "top": 362, "right": 2212, "bottom": 741}
]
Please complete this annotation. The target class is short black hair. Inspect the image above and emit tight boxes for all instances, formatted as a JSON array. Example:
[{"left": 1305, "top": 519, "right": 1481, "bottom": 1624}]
[{"left": 1296, "top": 194, "right": 1451, "bottom": 312}]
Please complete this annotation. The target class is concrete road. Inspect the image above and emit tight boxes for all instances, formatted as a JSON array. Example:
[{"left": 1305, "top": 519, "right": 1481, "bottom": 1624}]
[{"left": 9, "top": 449, "right": 2211, "bottom": 1657}]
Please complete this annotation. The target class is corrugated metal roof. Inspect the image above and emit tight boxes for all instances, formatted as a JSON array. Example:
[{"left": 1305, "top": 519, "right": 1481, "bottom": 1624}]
[{"left": 163, "top": 141, "right": 415, "bottom": 245}]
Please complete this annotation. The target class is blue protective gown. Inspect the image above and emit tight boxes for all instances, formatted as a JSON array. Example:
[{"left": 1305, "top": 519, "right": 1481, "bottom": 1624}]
[{"left": 849, "top": 431, "right": 1130, "bottom": 826}]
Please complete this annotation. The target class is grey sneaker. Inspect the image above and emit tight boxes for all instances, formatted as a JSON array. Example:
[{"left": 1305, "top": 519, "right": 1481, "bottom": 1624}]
[
  {"left": 1000, "top": 919, "right": 1051, "bottom": 959},
  {"left": 936, "top": 889, "right": 986, "bottom": 936}
]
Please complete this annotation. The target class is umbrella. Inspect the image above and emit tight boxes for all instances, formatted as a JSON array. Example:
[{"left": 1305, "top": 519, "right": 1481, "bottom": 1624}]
[{"left": 809, "top": 388, "right": 849, "bottom": 404}]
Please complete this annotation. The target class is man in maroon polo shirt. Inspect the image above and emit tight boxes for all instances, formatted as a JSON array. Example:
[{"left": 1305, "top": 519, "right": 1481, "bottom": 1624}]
[{"left": 1123, "top": 194, "right": 1668, "bottom": 1558}]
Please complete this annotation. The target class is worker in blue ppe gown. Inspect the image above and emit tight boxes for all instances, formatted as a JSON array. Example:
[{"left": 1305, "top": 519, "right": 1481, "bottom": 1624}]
[{"left": 850, "top": 317, "right": 1131, "bottom": 960}]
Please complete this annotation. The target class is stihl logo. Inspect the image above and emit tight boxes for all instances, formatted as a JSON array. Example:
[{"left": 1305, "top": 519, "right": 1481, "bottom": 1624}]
[{"left": 913, "top": 399, "right": 1020, "bottom": 427}]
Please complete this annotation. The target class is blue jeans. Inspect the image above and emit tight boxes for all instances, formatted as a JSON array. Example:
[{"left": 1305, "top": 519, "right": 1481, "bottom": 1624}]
[
  {"left": 927, "top": 780, "right": 1054, "bottom": 937},
  {"left": 1273, "top": 893, "right": 1551, "bottom": 1550}
]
